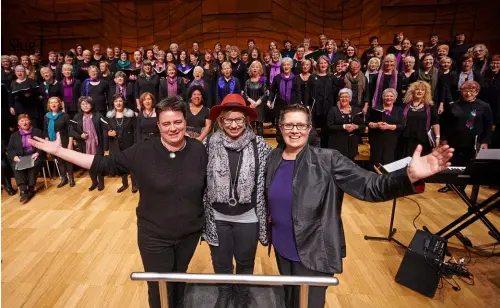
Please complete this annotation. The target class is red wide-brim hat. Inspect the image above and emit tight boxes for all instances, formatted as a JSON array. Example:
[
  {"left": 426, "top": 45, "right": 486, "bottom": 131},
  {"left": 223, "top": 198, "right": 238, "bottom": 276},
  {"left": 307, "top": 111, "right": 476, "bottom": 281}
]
[{"left": 209, "top": 94, "right": 259, "bottom": 122}]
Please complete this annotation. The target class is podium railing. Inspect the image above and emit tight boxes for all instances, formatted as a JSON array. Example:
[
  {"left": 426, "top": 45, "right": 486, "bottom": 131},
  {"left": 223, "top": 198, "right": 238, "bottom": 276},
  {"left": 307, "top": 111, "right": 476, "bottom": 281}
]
[{"left": 130, "top": 272, "right": 339, "bottom": 308}]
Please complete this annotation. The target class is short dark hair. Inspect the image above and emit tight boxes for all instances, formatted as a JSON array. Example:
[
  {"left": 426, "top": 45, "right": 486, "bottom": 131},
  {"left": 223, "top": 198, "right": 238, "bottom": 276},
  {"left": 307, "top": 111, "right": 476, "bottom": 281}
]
[
  {"left": 369, "top": 36, "right": 378, "bottom": 43},
  {"left": 155, "top": 95, "right": 187, "bottom": 121},
  {"left": 247, "top": 39, "right": 255, "bottom": 45},
  {"left": 78, "top": 96, "right": 94, "bottom": 113},
  {"left": 111, "top": 93, "right": 125, "bottom": 105},
  {"left": 430, "top": 33, "right": 439, "bottom": 39},
  {"left": 187, "top": 85, "right": 206, "bottom": 101},
  {"left": 283, "top": 39, "right": 292, "bottom": 44},
  {"left": 241, "top": 49, "right": 249, "bottom": 55},
  {"left": 278, "top": 104, "right": 312, "bottom": 125},
  {"left": 65, "top": 51, "right": 75, "bottom": 58}
]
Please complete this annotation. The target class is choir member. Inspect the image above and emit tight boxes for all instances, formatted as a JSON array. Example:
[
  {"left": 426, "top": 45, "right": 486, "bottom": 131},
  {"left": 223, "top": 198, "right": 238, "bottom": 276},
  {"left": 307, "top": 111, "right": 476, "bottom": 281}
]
[
  {"left": 387, "top": 32, "right": 404, "bottom": 55},
  {"left": 268, "top": 57, "right": 302, "bottom": 144},
  {"left": 213, "top": 42, "right": 222, "bottom": 59},
  {"left": 360, "top": 36, "right": 379, "bottom": 71},
  {"left": 418, "top": 54, "right": 439, "bottom": 101},
  {"left": 365, "top": 57, "right": 381, "bottom": 89},
  {"left": 159, "top": 63, "right": 186, "bottom": 100},
  {"left": 439, "top": 81, "right": 493, "bottom": 192},
  {"left": 317, "top": 34, "right": 328, "bottom": 53},
  {"left": 332, "top": 60, "right": 346, "bottom": 97},
  {"left": 9, "top": 65, "right": 43, "bottom": 128},
  {"left": 344, "top": 59, "right": 369, "bottom": 113},
  {"left": 338, "top": 38, "right": 350, "bottom": 54},
  {"left": 154, "top": 50, "right": 166, "bottom": 78},
  {"left": 229, "top": 46, "right": 247, "bottom": 88},
  {"left": 80, "top": 65, "right": 109, "bottom": 114},
  {"left": 247, "top": 39, "right": 255, "bottom": 51},
  {"left": 145, "top": 49, "right": 155, "bottom": 65},
  {"left": 395, "top": 38, "right": 419, "bottom": 72},
  {"left": 57, "top": 52, "right": 64, "bottom": 65},
  {"left": 325, "top": 40, "right": 343, "bottom": 65},
  {"left": 298, "top": 59, "right": 313, "bottom": 108},
  {"left": 400, "top": 81, "right": 440, "bottom": 157},
  {"left": 188, "top": 66, "right": 212, "bottom": 108},
  {"left": 79, "top": 50, "right": 93, "bottom": 81},
  {"left": 55, "top": 51, "right": 82, "bottom": 82},
  {"left": 269, "top": 41, "right": 279, "bottom": 53},
  {"left": 21, "top": 55, "right": 37, "bottom": 80},
  {"left": 370, "top": 54, "right": 399, "bottom": 109},
  {"left": 75, "top": 44, "right": 84, "bottom": 62},
  {"left": 29, "top": 54, "right": 40, "bottom": 70},
  {"left": 455, "top": 54, "right": 484, "bottom": 99},
  {"left": 425, "top": 33, "right": 439, "bottom": 58},
  {"left": 43, "top": 97, "right": 74, "bottom": 187},
  {"left": 192, "top": 41, "right": 200, "bottom": 54},
  {"left": 113, "top": 46, "right": 121, "bottom": 61},
  {"left": 61, "top": 64, "right": 82, "bottom": 119},
  {"left": 216, "top": 51, "right": 226, "bottom": 69},
  {"left": 368, "top": 88, "right": 404, "bottom": 167},
  {"left": 177, "top": 50, "right": 193, "bottom": 83},
  {"left": 1, "top": 140, "right": 16, "bottom": 195},
  {"left": 303, "top": 38, "right": 314, "bottom": 57},
  {"left": 241, "top": 49, "right": 249, "bottom": 67},
  {"left": 437, "top": 56, "right": 457, "bottom": 121},
  {"left": 69, "top": 96, "right": 106, "bottom": 191},
  {"left": 449, "top": 32, "right": 472, "bottom": 69},
  {"left": 109, "top": 71, "right": 135, "bottom": 111},
  {"left": 128, "top": 50, "right": 143, "bottom": 82},
  {"left": 185, "top": 85, "right": 211, "bottom": 141},
  {"left": 169, "top": 42, "right": 179, "bottom": 60},
  {"left": 398, "top": 56, "right": 418, "bottom": 107},
  {"left": 30, "top": 96, "right": 208, "bottom": 308},
  {"left": 204, "top": 94, "right": 272, "bottom": 308},
  {"left": 112, "top": 50, "right": 131, "bottom": 74},
  {"left": 292, "top": 44, "right": 306, "bottom": 76},
  {"left": 374, "top": 46, "right": 384, "bottom": 63},
  {"left": 136, "top": 92, "right": 160, "bottom": 142},
  {"left": 105, "top": 94, "right": 137, "bottom": 193},
  {"left": 243, "top": 61, "right": 268, "bottom": 136},
  {"left": 46, "top": 51, "right": 59, "bottom": 75},
  {"left": 216, "top": 61, "right": 241, "bottom": 105},
  {"left": 40, "top": 67, "right": 63, "bottom": 109},
  {"left": 481, "top": 54, "right": 500, "bottom": 148},
  {"left": 189, "top": 51, "right": 200, "bottom": 68},
  {"left": 9, "top": 55, "right": 19, "bottom": 67},
  {"left": 6, "top": 114, "right": 45, "bottom": 203},
  {"left": 282, "top": 39, "right": 295, "bottom": 59},
  {"left": 99, "top": 60, "right": 113, "bottom": 84},
  {"left": 344, "top": 45, "right": 357, "bottom": 63},
  {"left": 436, "top": 45, "right": 451, "bottom": 69},
  {"left": 165, "top": 51, "right": 176, "bottom": 66},
  {"left": 268, "top": 50, "right": 282, "bottom": 86},
  {"left": 201, "top": 50, "right": 220, "bottom": 108},
  {"left": 225, "top": 44, "right": 232, "bottom": 59},
  {"left": 327, "top": 88, "right": 365, "bottom": 160},
  {"left": 1, "top": 56, "right": 15, "bottom": 140},
  {"left": 106, "top": 47, "right": 115, "bottom": 64},
  {"left": 267, "top": 103, "right": 452, "bottom": 308},
  {"left": 263, "top": 51, "right": 272, "bottom": 83},
  {"left": 135, "top": 60, "right": 160, "bottom": 109},
  {"left": 91, "top": 44, "right": 105, "bottom": 64},
  {"left": 472, "top": 44, "right": 489, "bottom": 75}
]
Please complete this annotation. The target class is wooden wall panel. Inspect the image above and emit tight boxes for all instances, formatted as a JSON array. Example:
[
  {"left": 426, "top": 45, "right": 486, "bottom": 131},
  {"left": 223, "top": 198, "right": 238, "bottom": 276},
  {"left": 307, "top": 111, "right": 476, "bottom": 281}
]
[{"left": 1, "top": 0, "right": 499, "bottom": 56}]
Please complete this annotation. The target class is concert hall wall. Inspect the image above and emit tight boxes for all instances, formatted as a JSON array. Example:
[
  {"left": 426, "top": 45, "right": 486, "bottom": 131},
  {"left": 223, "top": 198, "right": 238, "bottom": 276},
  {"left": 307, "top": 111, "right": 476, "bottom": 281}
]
[{"left": 2, "top": 0, "right": 499, "bottom": 56}]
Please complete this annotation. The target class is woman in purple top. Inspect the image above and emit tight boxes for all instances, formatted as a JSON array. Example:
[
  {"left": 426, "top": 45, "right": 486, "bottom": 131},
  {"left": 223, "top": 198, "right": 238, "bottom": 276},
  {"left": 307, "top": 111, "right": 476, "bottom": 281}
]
[{"left": 266, "top": 104, "right": 454, "bottom": 308}]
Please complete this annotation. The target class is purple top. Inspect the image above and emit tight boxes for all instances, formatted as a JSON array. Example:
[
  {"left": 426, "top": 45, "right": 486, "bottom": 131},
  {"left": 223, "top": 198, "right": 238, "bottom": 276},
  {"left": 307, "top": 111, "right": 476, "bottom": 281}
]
[{"left": 268, "top": 159, "right": 300, "bottom": 261}]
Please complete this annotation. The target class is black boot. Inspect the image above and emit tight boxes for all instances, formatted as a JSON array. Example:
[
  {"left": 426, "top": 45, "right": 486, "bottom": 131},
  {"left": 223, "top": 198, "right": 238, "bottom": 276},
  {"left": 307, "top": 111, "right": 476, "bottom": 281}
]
[
  {"left": 4, "top": 185, "right": 17, "bottom": 195},
  {"left": 20, "top": 190, "right": 29, "bottom": 203},
  {"left": 117, "top": 184, "right": 129, "bottom": 193},
  {"left": 57, "top": 176, "right": 69, "bottom": 188},
  {"left": 438, "top": 185, "right": 451, "bottom": 193},
  {"left": 68, "top": 174, "right": 75, "bottom": 187},
  {"left": 234, "top": 284, "right": 251, "bottom": 308},
  {"left": 88, "top": 181, "right": 98, "bottom": 191},
  {"left": 97, "top": 174, "right": 105, "bottom": 191},
  {"left": 214, "top": 284, "right": 233, "bottom": 308},
  {"left": 131, "top": 185, "right": 139, "bottom": 193}
]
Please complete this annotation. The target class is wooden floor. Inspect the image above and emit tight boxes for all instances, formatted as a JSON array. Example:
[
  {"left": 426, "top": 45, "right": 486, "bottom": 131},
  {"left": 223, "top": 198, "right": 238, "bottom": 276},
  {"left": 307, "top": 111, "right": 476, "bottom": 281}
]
[{"left": 2, "top": 145, "right": 500, "bottom": 307}]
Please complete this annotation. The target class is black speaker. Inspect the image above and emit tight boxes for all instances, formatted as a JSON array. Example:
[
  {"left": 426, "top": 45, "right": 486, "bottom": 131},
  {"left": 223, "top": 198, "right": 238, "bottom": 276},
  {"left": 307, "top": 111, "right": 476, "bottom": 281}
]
[{"left": 395, "top": 230, "right": 447, "bottom": 298}]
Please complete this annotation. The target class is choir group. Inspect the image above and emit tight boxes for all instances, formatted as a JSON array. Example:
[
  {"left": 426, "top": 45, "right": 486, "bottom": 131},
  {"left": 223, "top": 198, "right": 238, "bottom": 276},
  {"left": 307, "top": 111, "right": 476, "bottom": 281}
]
[{"left": 0, "top": 31, "right": 497, "bottom": 308}]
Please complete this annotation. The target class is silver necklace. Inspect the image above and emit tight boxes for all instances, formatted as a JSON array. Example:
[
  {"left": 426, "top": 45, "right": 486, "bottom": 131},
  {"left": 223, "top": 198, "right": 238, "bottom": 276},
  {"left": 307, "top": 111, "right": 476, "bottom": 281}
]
[
  {"left": 410, "top": 102, "right": 423, "bottom": 111},
  {"left": 228, "top": 152, "right": 243, "bottom": 207},
  {"left": 169, "top": 140, "right": 187, "bottom": 159},
  {"left": 116, "top": 117, "right": 124, "bottom": 127}
]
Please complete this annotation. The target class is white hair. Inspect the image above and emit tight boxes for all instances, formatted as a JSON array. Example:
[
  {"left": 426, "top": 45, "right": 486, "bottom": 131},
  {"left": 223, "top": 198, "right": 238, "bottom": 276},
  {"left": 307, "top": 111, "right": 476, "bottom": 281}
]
[
  {"left": 338, "top": 88, "right": 353, "bottom": 98},
  {"left": 281, "top": 57, "right": 293, "bottom": 67}
]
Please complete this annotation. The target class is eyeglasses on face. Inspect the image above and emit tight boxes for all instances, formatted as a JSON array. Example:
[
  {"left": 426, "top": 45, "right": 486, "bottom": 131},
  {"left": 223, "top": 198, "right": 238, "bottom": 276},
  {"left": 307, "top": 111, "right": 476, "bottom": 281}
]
[
  {"left": 280, "top": 123, "right": 311, "bottom": 131},
  {"left": 222, "top": 117, "right": 245, "bottom": 125}
]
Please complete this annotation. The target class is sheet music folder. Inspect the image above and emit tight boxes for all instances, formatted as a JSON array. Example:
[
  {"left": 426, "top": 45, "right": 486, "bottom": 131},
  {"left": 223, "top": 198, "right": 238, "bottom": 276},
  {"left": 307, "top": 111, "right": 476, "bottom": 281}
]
[
  {"left": 15, "top": 155, "right": 35, "bottom": 171},
  {"left": 379, "top": 157, "right": 412, "bottom": 174}
]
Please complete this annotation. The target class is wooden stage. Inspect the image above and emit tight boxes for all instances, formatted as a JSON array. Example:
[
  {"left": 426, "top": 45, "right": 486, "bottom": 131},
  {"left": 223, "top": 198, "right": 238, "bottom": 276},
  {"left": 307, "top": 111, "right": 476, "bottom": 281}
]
[{"left": 2, "top": 139, "right": 499, "bottom": 307}]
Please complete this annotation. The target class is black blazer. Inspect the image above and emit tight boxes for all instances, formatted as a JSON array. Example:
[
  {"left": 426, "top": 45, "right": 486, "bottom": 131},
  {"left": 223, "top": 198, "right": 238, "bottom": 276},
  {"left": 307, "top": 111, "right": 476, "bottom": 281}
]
[
  {"left": 43, "top": 112, "right": 72, "bottom": 147},
  {"left": 105, "top": 109, "right": 136, "bottom": 153},
  {"left": 268, "top": 74, "right": 302, "bottom": 111},
  {"left": 9, "top": 78, "right": 42, "bottom": 119},
  {"left": 6, "top": 128, "right": 45, "bottom": 162},
  {"left": 308, "top": 74, "right": 335, "bottom": 116},
  {"left": 159, "top": 77, "right": 186, "bottom": 101},
  {"left": 109, "top": 83, "right": 136, "bottom": 110},
  {"left": 55, "top": 64, "right": 83, "bottom": 82},
  {"left": 69, "top": 112, "right": 107, "bottom": 155},
  {"left": 265, "top": 144, "right": 417, "bottom": 274}
]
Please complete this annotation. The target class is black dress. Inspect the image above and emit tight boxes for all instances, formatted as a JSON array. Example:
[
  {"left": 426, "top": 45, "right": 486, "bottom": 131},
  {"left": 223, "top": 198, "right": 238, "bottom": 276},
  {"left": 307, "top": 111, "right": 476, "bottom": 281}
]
[
  {"left": 308, "top": 74, "right": 335, "bottom": 147},
  {"left": 10, "top": 79, "right": 43, "bottom": 126},
  {"left": 243, "top": 79, "right": 267, "bottom": 122},
  {"left": 136, "top": 111, "right": 160, "bottom": 141},
  {"left": 397, "top": 71, "right": 418, "bottom": 107},
  {"left": 298, "top": 74, "right": 311, "bottom": 107},
  {"left": 203, "top": 65, "right": 220, "bottom": 109},
  {"left": 80, "top": 80, "right": 109, "bottom": 113},
  {"left": 230, "top": 60, "right": 247, "bottom": 89},
  {"left": 135, "top": 74, "right": 160, "bottom": 101},
  {"left": 399, "top": 105, "right": 438, "bottom": 157},
  {"left": 1, "top": 70, "right": 16, "bottom": 141},
  {"left": 186, "top": 104, "right": 210, "bottom": 135},
  {"left": 368, "top": 107, "right": 404, "bottom": 166},
  {"left": 327, "top": 106, "right": 365, "bottom": 160}
]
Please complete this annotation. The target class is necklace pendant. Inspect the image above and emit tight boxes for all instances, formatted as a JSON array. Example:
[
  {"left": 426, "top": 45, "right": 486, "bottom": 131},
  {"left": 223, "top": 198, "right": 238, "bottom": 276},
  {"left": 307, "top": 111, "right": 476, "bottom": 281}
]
[
  {"left": 169, "top": 152, "right": 176, "bottom": 159},
  {"left": 228, "top": 197, "right": 238, "bottom": 207}
]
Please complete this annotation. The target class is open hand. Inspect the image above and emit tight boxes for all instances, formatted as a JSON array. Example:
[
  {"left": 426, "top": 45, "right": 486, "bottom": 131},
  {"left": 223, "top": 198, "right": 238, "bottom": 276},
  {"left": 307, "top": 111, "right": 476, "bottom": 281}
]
[
  {"left": 28, "top": 132, "right": 63, "bottom": 156},
  {"left": 407, "top": 144, "right": 454, "bottom": 183}
]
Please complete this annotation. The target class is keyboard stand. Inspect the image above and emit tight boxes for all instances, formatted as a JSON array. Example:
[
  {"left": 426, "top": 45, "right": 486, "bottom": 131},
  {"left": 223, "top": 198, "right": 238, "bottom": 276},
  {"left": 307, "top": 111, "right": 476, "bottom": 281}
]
[{"left": 364, "top": 198, "right": 408, "bottom": 249}]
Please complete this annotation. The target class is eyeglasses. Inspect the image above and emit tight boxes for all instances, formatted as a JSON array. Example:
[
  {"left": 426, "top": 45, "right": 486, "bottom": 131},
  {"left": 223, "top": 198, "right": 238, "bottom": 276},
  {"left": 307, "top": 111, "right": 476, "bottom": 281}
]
[
  {"left": 281, "top": 123, "right": 311, "bottom": 130},
  {"left": 222, "top": 117, "right": 245, "bottom": 125}
]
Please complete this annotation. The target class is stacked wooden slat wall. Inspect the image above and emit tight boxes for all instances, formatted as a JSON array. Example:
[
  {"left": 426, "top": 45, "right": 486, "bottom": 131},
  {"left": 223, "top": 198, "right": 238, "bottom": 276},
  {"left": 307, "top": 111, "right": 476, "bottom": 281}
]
[{"left": 2, "top": 0, "right": 499, "bottom": 56}]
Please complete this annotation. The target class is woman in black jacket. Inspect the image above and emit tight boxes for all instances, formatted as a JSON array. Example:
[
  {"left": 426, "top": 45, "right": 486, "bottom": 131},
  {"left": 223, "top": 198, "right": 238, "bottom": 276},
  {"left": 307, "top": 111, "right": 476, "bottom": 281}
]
[
  {"left": 60, "top": 64, "right": 82, "bottom": 120},
  {"left": 135, "top": 60, "right": 160, "bottom": 108},
  {"left": 159, "top": 63, "right": 186, "bottom": 100},
  {"left": 136, "top": 92, "right": 160, "bottom": 142},
  {"left": 267, "top": 104, "right": 453, "bottom": 308},
  {"left": 9, "top": 65, "right": 43, "bottom": 128},
  {"left": 80, "top": 65, "right": 109, "bottom": 114},
  {"left": 7, "top": 114, "right": 45, "bottom": 203},
  {"left": 70, "top": 96, "right": 106, "bottom": 191},
  {"left": 44, "top": 97, "right": 74, "bottom": 187},
  {"left": 109, "top": 71, "right": 135, "bottom": 111},
  {"left": 228, "top": 45, "right": 247, "bottom": 88},
  {"left": 40, "top": 67, "right": 63, "bottom": 110},
  {"left": 106, "top": 94, "right": 137, "bottom": 193}
]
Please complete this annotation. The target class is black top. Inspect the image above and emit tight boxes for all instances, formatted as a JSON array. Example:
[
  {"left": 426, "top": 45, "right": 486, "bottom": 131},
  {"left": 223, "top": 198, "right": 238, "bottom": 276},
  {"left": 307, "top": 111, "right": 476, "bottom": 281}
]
[
  {"left": 292, "top": 59, "right": 303, "bottom": 75},
  {"left": 69, "top": 112, "right": 107, "bottom": 155},
  {"left": 298, "top": 75, "right": 311, "bottom": 107},
  {"left": 41, "top": 81, "right": 64, "bottom": 110},
  {"left": 78, "top": 61, "right": 92, "bottom": 82},
  {"left": 135, "top": 74, "right": 160, "bottom": 100},
  {"left": 481, "top": 70, "right": 500, "bottom": 124},
  {"left": 402, "top": 105, "right": 438, "bottom": 142},
  {"left": 106, "top": 112, "right": 136, "bottom": 153},
  {"left": 159, "top": 77, "right": 186, "bottom": 101},
  {"left": 327, "top": 106, "right": 365, "bottom": 158},
  {"left": 186, "top": 104, "right": 209, "bottom": 134},
  {"left": 9, "top": 78, "right": 42, "bottom": 119},
  {"left": 437, "top": 71, "right": 459, "bottom": 107},
  {"left": 398, "top": 71, "right": 418, "bottom": 104},
  {"left": 308, "top": 74, "right": 335, "bottom": 116},
  {"left": 136, "top": 111, "right": 159, "bottom": 141},
  {"left": 109, "top": 83, "right": 136, "bottom": 111},
  {"left": 449, "top": 43, "right": 472, "bottom": 68},
  {"left": 230, "top": 60, "right": 247, "bottom": 89},
  {"left": 80, "top": 80, "right": 109, "bottom": 112},
  {"left": 43, "top": 112, "right": 72, "bottom": 147},
  {"left": 60, "top": 79, "right": 82, "bottom": 113},
  {"left": 90, "top": 137, "right": 208, "bottom": 240},
  {"left": 268, "top": 74, "right": 302, "bottom": 112},
  {"left": 346, "top": 75, "right": 369, "bottom": 108},
  {"left": 55, "top": 63, "right": 83, "bottom": 82},
  {"left": 215, "top": 77, "right": 242, "bottom": 104}
]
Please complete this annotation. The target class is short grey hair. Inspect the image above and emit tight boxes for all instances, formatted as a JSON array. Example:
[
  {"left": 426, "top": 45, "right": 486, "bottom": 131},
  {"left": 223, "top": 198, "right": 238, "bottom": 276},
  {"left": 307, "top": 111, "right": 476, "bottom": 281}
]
[
  {"left": 382, "top": 88, "right": 398, "bottom": 99},
  {"left": 193, "top": 66, "right": 204, "bottom": 75},
  {"left": 338, "top": 88, "right": 353, "bottom": 98},
  {"left": 281, "top": 57, "right": 293, "bottom": 67},
  {"left": 403, "top": 56, "right": 415, "bottom": 64}
]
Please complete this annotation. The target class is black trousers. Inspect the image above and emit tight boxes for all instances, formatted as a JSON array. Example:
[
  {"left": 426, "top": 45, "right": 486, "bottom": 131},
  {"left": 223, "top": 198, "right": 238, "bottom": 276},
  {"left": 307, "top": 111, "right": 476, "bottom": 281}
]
[
  {"left": 89, "top": 171, "right": 104, "bottom": 186},
  {"left": 121, "top": 174, "right": 137, "bottom": 187},
  {"left": 314, "top": 115, "right": 329, "bottom": 148},
  {"left": 1, "top": 154, "right": 13, "bottom": 188},
  {"left": 254, "top": 121, "right": 264, "bottom": 137},
  {"left": 275, "top": 253, "right": 332, "bottom": 308},
  {"left": 138, "top": 223, "right": 200, "bottom": 308},
  {"left": 12, "top": 158, "right": 43, "bottom": 191},
  {"left": 56, "top": 158, "right": 73, "bottom": 177}
]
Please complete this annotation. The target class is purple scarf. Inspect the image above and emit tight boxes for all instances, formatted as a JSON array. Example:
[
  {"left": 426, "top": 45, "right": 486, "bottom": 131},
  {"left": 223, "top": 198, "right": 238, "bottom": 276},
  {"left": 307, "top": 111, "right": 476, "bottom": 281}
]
[
  {"left": 403, "top": 103, "right": 431, "bottom": 131},
  {"left": 83, "top": 114, "right": 98, "bottom": 155},
  {"left": 62, "top": 78, "right": 75, "bottom": 107},
  {"left": 19, "top": 127, "right": 33, "bottom": 152},
  {"left": 372, "top": 70, "right": 398, "bottom": 108},
  {"left": 396, "top": 50, "right": 411, "bottom": 71},
  {"left": 190, "top": 79, "right": 205, "bottom": 88},
  {"left": 116, "top": 84, "right": 127, "bottom": 98},
  {"left": 167, "top": 77, "right": 178, "bottom": 96},
  {"left": 279, "top": 73, "right": 295, "bottom": 104},
  {"left": 269, "top": 61, "right": 281, "bottom": 84}
]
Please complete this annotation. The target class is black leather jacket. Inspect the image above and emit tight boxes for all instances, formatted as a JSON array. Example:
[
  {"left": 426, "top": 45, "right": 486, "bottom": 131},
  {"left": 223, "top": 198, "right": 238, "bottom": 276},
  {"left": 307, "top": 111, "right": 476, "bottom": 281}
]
[{"left": 266, "top": 144, "right": 418, "bottom": 274}]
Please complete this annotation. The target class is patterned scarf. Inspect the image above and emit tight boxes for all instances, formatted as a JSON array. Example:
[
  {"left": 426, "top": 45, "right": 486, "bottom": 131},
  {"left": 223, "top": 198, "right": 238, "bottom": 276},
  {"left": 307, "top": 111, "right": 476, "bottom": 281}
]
[
  {"left": 396, "top": 50, "right": 411, "bottom": 71},
  {"left": 62, "top": 78, "right": 75, "bottom": 107},
  {"left": 167, "top": 77, "right": 178, "bottom": 96},
  {"left": 218, "top": 76, "right": 236, "bottom": 100},
  {"left": 344, "top": 71, "right": 365, "bottom": 104},
  {"left": 280, "top": 73, "right": 295, "bottom": 104},
  {"left": 83, "top": 114, "right": 98, "bottom": 155},
  {"left": 269, "top": 61, "right": 281, "bottom": 84},
  {"left": 45, "top": 111, "right": 62, "bottom": 141},
  {"left": 372, "top": 70, "right": 398, "bottom": 108},
  {"left": 19, "top": 127, "right": 33, "bottom": 152},
  {"left": 206, "top": 129, "right": 256, "bottom": 204},
  {"left": 465, "top": 109, "right": 477, "bottom": 130}
]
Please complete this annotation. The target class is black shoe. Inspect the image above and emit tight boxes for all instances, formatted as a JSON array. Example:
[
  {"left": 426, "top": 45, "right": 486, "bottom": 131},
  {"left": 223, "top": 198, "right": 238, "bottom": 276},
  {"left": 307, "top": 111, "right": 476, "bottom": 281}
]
[
  {"left": 131, "top": 185, "right": 138, "bottom": 193},
  {"left": 97, "top": 183, "right": 105, "bottom": 191},
  {"left": 20, "top": 191, "right": 29, "bottom": 203},
  {"left": 117, "top": 185, "right": 129, "bottom": 193},
  {"left": 57, "top": 176, "right": 69, "bottom": 188},
  {"left": 234, "top": 285, "right": 250, "bottom": 308},
  {"left": 5, "top": 186, "right": 17, "bottom": 196},
  {"left": 438, "top": 185, "right": 451, "bottom": 193},
  {"left": 89, "top": 183, "right": 98, "bottom": 191},
  {"left": 68, "top": 175, "right": 75, "bottom": 187},
  {"left": 214, "top": 285, "right": 233, "bottom": 308}
]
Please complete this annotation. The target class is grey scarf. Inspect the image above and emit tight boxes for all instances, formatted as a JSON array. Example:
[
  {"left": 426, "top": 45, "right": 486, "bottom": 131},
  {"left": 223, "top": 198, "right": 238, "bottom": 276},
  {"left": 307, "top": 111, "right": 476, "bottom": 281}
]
[{"left": 207, "top": 129, "right": 256, "bottom": 205}]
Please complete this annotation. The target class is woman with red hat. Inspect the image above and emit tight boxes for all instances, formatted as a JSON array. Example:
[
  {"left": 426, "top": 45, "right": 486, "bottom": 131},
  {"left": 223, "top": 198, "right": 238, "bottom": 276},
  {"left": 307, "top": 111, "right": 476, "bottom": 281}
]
[{"left": 203, "top": 93, "right": 272, "bottom": 308}]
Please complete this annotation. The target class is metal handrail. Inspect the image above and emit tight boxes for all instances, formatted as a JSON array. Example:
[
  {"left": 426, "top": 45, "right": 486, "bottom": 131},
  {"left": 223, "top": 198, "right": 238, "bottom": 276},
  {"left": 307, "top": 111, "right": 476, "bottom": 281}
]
[{"left": 131, "top": 272, "right": 339, "bottom": 308}]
